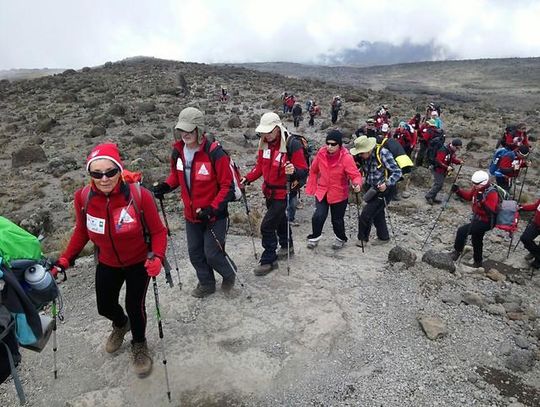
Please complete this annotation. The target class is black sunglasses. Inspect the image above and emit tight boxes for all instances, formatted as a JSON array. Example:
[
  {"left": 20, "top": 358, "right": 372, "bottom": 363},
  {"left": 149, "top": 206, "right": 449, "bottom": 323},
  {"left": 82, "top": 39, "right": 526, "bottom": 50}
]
[
  {"left": 89, "top": 168, "right": 120, "bottom": 179},
  {"left": 326, "top": 141, "right": 338, "bottom": 146}
]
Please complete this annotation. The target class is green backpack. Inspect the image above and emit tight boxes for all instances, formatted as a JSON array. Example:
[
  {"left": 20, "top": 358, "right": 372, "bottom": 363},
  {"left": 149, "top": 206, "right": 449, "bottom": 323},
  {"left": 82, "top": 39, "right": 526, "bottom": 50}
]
[{"left": 0, "top": 216, "right": 42, "bottom": 266}]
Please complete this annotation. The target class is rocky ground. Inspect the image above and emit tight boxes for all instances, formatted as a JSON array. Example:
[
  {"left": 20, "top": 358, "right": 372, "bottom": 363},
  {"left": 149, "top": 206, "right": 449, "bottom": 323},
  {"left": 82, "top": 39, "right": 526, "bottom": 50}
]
[{"left": 0, "top": 57, "right": 539, "bottom": 406}]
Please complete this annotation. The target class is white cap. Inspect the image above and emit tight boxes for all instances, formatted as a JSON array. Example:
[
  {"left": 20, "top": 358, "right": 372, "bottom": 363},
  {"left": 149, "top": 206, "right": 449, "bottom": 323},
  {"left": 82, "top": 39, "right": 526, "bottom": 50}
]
[
  {"left": 381, "top": 123, "right": 389, "bottom": 132},
  {"left": 471, "top": 170, "right": 489, "bottom": 186}
]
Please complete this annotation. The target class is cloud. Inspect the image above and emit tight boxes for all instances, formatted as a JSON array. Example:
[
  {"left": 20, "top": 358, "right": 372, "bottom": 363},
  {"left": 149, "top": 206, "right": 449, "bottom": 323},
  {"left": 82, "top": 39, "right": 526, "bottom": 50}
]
[{"left": 0, "top": 0, "right": 539, "bottom": 69}]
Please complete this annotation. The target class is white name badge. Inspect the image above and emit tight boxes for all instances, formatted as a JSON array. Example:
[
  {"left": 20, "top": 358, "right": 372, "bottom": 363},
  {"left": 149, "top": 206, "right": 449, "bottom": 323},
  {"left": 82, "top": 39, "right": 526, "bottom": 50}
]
[
  {"left": 176, "top": 158, "right": 184, "bottom": 170},
  {"left": 263, "top": 149, "right": 271, "bottom": 159},
  {"left": 87, "top": 214, "right": 106, "bottom": 234}
]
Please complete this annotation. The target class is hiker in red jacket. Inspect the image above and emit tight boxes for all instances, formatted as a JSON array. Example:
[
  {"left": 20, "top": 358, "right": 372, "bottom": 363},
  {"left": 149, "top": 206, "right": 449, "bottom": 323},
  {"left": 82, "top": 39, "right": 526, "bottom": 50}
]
[
  {"left": 501, "top": 123, "right": 529, "bottom": 150},
  {"left": 494, "top": 145, "right": 529, "bottom": 192},
  {"left": 519, "top": 197, "right": 540, "bottom": 269},
  {"left": 425, "top": 139, "right": 463, "bottom": 205},
  {"left": 394, "top": 121, "right": 416, "bottom": 157},
  {"left": 153, "top": 107, "right": 238, "bottom": 298},
  {"left": 241, "top": 112, "right": 308, "bottom": 275},
  {"left": 305, "top": 130, "right": 362, "bottom": 249},
  {"left": 450, "top": 171, "right": 499, "bottom": 268},
  {"left": 54, "top": 142, "right": 167, "bottom": 378}
]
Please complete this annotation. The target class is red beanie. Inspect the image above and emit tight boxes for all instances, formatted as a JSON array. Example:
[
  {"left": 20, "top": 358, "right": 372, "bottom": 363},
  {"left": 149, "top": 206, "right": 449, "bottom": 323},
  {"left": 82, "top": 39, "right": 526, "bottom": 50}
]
[{"left": 86, "top": 143, "right": 124, "bottom": 172}]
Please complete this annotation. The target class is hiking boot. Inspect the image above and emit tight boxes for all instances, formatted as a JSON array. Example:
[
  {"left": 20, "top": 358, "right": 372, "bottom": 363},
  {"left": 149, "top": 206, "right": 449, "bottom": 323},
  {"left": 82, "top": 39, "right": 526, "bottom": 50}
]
[
  {"left": 131, "top": 341, "right": 153, "bottom": 378},
  {"left": 525, "top": 252, "right": 535, "bottom": 261},
  {"left": 450, "top": 251, "right": 461, "bottom": 261},
  {"left": 531, "top": 259, "right": 540, "bottom": 269},
  {"left": 371, "top": 238, "right": 390, "bottom": 246},
  {"left": 253, "top": 261, "right": 278, "bottom": 276},
  {"left": 471, "top": 261, "right": 483, "bottom": 269},
  {"left": 432, "top": 198, "right": 442, "bottom": 204},
  {"left": 105, "top": 320, "right": 130, "bottom": 353},
  {"left": 307, "top": 235, "right": 322, "bottom": 249},
  {"left": 277, "top": 246, "right": 294, "bottom": 259},
  {"left": 356, "top": 239, "right": 368, "bottom": 248},
  {"left": 425, "top": 197, "right": 434, "bottom": 205},
  {"left": 191, "top": 284, "right": 216, "bottom": 298},
  {"left": 221, "top": 275, "right": 236, "bottom": 292},
  {"left": 332, "top": 238, "right": 345, "bottom": 250}
]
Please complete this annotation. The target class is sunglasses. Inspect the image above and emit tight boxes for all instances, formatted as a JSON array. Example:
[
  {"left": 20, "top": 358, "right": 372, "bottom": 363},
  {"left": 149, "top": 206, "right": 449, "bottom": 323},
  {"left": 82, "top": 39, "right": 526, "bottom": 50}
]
[
  {"left": 326, "top": 141, "right": 338, "bottom": 146},
  {"left": 89, "top": 168, "right": 120, "bottom": 179}
]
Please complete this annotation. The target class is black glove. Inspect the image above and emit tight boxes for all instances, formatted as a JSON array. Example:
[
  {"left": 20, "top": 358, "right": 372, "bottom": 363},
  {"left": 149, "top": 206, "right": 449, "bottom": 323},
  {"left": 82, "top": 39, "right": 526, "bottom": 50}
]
[
  {"left": 152, "top": 182, "right": 172, "bottom": 200},
  {"left": 451, "top": 184, "right": 459, "bottom": 193},
  {"left": 196, "top": 206, "right": 215, "bottom": 222}
]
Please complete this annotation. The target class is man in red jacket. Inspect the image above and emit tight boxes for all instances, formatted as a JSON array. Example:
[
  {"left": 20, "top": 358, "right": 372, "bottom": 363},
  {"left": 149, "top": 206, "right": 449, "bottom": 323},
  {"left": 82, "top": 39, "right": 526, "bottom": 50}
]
[
  {"left": 425, "top": 138, "right": 463, "bottom": 205},
  {"left": 494, "top": 145, "right": 529, "bottom": 192},
  {"left": 241, "top": 112, "right": 308, "bottom": 275},
  {"left": 519, "top": 197, "right": 540, "bottom": 269},
  {"left": 450, "top": 171, "right": 499, "bottom": 268},
  {"left": 153, "top": 107, "right": 238, "bottom": 298},
  {"left": 501, "top": 123, "right": 529, "bottom": 150}
]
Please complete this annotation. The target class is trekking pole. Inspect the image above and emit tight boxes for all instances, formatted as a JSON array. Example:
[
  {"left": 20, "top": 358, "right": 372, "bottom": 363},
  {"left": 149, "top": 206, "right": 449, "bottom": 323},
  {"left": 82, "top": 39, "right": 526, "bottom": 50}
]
[
  {"left": 354, "top": 192, "right": 364, "bottom": 253},
  {"left": 517, "top": 166, "right": 528, "bottom": 203},
  {"left": 241, "top": 190, "right": 258, "bottom": 260},
  {"left": 347, "top": 196, "right": 352, "bottom": 239},
  {"left": 286, "top": 177, "right": 291, "bottom": 276},
  {"left": 154, "top": 191, "right": 182, "bottom": 289},
  {"left": 421, "top": 165, "right": 462, "bottom": 250},
  {"left": 150, "top": 271, "right": 172, "bottom": 402},
  {"left": 207, "top": 224, "right": 251, "bottom": 299},
  {"left": 51, "top": 299, "right": 58, "bottom": 379},
  {"left": 383, "top": 194, "right": 397, "bottom": 244}
]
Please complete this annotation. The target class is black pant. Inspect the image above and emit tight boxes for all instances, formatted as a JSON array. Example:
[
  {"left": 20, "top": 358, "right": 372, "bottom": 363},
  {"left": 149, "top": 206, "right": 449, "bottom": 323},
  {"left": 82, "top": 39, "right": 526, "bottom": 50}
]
[
  {"left": 331, "top": 109, "right": 338, "bottom": 124},
  {"left": 309, "top": 114, "right": 315, "bottom": 126},
  {"left": 310, "top": 197, "right": 348, "bottom": 241},
  {"left": 495, "top": 176, "right": 511, "bottom": 192},
  {"left": 358, "top": 187, "right": 395, "bottom": 241},
  {"left": 185, "top": 218, "right": 236, "bottom": 287},
  {"left": 95, "top": 262, "right": 150, "bottom": 343},
  {"left": 260, "top": 198, "right": 291, "bottom": 264},
  {"left": 416, "top": 141, "right": 428, "bottom": 167},
  {"left": 293, "top": 115, "right": 301, "bottom": 128},
  {"left": 520, "top": 221, "right": 540, "bottom": 262},
  {"left": 454, "top": 219, "right": 493, "bottom": 263}
]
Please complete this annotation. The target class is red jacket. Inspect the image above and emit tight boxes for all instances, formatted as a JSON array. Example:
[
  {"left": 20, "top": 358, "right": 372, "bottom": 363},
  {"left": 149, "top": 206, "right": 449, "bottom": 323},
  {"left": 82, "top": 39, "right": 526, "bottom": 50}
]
[
  {"left": 285, "top": 96, "right": 295, "bottom": 108},
  {"left": 393, "top": 127, "right": 416, "bottom": 149},
  {"left": 456, "top": 185, "right": 499, "bottom": 223},
  {"left": 521, "top": 199, "right": 540, "bottom": 226},
  {"left": 61, "top": 182, "right": 167, "bottom": 268},
  {"left": 497, "top": 153, "right": 527, "bottom": 179},
  {"left": 503, "top": 130, "right": 529, "bottom": 150},
  {"left": 306, "top": 147, "right": 363, "bottom": 204},
  {"left": 165, "top": 136, "right": 235, "bottom": 223},
  {"left": 434, "top": 145, "right": 462, "bottom": 174},
  {"left": 244, "top": 130, "right": 308, "bottom": 200}
]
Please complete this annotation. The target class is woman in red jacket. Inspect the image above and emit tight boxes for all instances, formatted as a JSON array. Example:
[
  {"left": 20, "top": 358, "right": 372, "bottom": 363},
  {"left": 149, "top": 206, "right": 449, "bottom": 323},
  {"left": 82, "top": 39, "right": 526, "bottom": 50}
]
[
  {"left": 519, "top": 197, "right": 540, "bottom": 269},
  {"left": 450, "top": 170, "right": 499, "bottom": 268},
  {"left": 305, "top": 130, "right": 363, "bottom": 249},
  {"left": 54, "top": 143, "right": 167, "bottom": 378}
]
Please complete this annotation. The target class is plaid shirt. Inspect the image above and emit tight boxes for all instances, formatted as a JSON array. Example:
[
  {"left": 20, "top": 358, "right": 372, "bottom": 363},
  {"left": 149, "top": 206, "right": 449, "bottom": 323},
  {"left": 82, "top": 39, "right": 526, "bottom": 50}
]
[{"left": 359, "top": 147, "right": 402, "bottom": 187}]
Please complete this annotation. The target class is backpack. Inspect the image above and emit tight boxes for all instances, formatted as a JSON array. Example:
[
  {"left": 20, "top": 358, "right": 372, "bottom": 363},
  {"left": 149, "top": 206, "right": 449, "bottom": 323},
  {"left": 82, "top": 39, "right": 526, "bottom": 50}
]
[
  {"left": 0, "top": 216, "right": 42, "bottom": 265},
  {"left": 286, "top": 133, "right": 312, "bottom": 168},
  {"left": 375, "top": 137, "right": 414, "bottom": 176},
  {"left": 426, "top": 130, "right": 446, "bottom": 165},
  {"left": 171, "top": 136, "right": 244, "bottom": 202},
  {"left": 483, "top": 185, "right": 519, "bottom": 232},
  {"left": 488, "top": 148, "right": 515, "bottom": 176}
]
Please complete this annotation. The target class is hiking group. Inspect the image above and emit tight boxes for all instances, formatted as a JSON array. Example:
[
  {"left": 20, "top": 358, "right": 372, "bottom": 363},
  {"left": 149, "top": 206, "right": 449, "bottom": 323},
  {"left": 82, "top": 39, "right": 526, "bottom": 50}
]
[{"left": 1, "top": 99, "right": 538, "bottom": 402}]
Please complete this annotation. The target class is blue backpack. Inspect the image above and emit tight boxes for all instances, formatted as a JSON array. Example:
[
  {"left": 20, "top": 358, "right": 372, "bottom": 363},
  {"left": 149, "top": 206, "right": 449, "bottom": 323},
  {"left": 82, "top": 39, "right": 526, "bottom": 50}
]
[{"left": 488, "top": 148, "right": 515, "bottom": 176}]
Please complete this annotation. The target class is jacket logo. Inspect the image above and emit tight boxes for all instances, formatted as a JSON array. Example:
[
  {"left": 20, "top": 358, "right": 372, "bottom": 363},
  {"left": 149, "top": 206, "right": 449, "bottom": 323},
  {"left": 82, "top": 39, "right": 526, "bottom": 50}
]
[{"left": 198, "top": 163, "right": 209, "bottom": 175}]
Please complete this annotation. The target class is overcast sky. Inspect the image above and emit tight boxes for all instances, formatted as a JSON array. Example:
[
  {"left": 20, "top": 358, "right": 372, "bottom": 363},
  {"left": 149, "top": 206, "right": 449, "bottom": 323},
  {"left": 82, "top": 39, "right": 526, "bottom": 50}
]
[{"left": 1, "top": 0, "right": 539, "bottom": 70}]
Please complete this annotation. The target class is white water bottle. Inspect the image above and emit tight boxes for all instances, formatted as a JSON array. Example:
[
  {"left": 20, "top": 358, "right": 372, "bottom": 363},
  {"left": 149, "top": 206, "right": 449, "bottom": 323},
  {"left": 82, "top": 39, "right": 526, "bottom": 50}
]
[{"left": 24, "top": 264, "right": 52, "bottom": 291}]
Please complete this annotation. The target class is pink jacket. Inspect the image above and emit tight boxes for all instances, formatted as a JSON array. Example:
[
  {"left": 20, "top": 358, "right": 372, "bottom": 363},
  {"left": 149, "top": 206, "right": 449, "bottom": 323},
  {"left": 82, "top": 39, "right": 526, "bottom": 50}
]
[{"left": 306, "top": 147, "right": 363, "bottom": 204}]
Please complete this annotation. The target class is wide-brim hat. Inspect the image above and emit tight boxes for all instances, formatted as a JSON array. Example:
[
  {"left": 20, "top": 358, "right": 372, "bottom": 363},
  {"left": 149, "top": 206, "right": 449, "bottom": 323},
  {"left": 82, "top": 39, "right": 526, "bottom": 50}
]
[
  {"left": 350, "top": 135, "right": 376, "bottom": 155},
  {"left": 175, "top": 107, "right": 204, "bottom": 132},
  {"left": 256, "top": 112, "right": 282, "bottom": 133}
]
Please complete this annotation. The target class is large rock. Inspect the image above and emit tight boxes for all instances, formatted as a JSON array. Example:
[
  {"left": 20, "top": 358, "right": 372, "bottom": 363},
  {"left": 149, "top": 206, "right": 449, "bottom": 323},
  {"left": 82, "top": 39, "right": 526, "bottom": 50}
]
[
  {"left": 137, "top": 102, "right": 156, "bottom": 113},
  {"left": 131, "top": 134, "right": 153, "bottom": 147},
  {"left": 461, "top": 291, "right": 486, "bottom": 307},
  {"left": 418, "top": 315, "right": 447, "bottom": 340},
  {"left": 87, "top": 126, "right": 106, "bottom": 138},
  {"left": 421, "top": 250, "right": 456, "bottom": 273},
  {"left": 227, "top": 115, "right": 242, "bottom": 128},
  {"left": 409, "top": 166, "right": 432, "bottom": 188},
  {"left": 37, "top": 118, "right": 58, "bottom": 133},
  {"left": 505, "top": 350, "right": 536, "bottom": 372},
  {"left": 108, "top": 104, "right": 126, "bottom": 116},
  {"left": 388, "top": 246, "right": 417, "bottom": 268},
  {"left": 12, "top": 145, "right": 47, "bottom": 167}
]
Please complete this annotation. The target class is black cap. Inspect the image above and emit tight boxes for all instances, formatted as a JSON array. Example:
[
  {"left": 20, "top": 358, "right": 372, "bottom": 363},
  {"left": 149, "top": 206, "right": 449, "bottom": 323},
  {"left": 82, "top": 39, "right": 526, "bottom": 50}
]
[
  {"left": 451, "top": 138, "right": 462, "bottom": 147},
  {"left": 326, "top": 130, "right": 343, "bottom": 146}
]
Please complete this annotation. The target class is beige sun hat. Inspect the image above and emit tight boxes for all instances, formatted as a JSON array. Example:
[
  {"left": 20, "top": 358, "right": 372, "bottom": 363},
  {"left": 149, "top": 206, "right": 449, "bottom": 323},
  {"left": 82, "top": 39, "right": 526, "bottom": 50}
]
[
  {"left": 175, "top": 107, "right": 204, "bottom": 132},
  {"left": 350, "top": 135, "right": 377, "bottom": 155},
  {"left": 256, "top": 112, "right": 282, "bottom": 133}
]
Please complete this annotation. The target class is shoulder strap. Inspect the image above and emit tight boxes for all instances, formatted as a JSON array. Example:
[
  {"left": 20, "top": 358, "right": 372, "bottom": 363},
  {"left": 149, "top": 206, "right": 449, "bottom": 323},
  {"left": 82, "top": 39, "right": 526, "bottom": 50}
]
[
  {"left": 127, "top": 183, "right": 150, "bottom": 246},
  {"left": 81, "top": 185, "right": 93, "bottom": 216}
]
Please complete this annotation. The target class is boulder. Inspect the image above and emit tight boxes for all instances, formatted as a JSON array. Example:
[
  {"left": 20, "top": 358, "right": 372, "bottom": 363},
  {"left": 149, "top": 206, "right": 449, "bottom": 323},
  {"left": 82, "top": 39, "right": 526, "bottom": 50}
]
[
  {"left": 228, "top": 115, "right": 242, "bottom": 128},
  {"left": 108, "top": 104, "right": 127, "bottom": 116},
  {"left": 505, "top": 350, "right": 536, "bottom": 372},
  {"left": 136, "top": 102, "right": 156, "bottom": 113},
  {"left": 38, "top": 118, "right": 58, "bottom": 133},
  {"left": 388, "top": 246, "right": 417, "bottom": 268},
  {"left": 88, "top": 126, "right": 106, "bottom": 138},
  {"left": 131, "top": 134, "right": 153, "bottom": 147},
  {"left": 461, "top": 291, "right": 486, "bottom": 307},
  {"left": 409, "top": 166, "right": 432, "bottom": 188},
  {"left": 12, "top": 145, "right": 47, "bottom": 167},
  {"left": 418, "top": 315, "right": 447, "bottom": 340},
  {"left": 421, "top": 250, "right": 456, "bottom": 273}
]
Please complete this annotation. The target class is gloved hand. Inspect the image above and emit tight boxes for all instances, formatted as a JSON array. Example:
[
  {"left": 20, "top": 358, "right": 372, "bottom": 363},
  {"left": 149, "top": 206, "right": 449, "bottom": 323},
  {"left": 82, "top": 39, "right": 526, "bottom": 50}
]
[
  {"left": 152, "top": 182, "right": 172, "bottom": 200},
  {"left": 52, "top": 257, "right": 69, "bottom": 279},
  {"left": 144, "top": 256, "right": 162, "bottom": 277},
  {"left": 447, "top": 166, "right": 454, "bottom": 174},
  {"left": 240, "top": 177, "right": 250, "bottom": 186},
  {"left": 451, "top": 184, "right": 459, "bottom": 193},
  {"left": 196, "top": 206, "right": 215, "bottom": 222}
]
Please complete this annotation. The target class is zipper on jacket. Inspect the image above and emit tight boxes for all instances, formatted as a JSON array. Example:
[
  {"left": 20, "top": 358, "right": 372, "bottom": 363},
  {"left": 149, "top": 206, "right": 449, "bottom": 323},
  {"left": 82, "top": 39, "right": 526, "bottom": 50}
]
[{"left": 106, "top": 196, "right": 124, "bottom": 266}]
